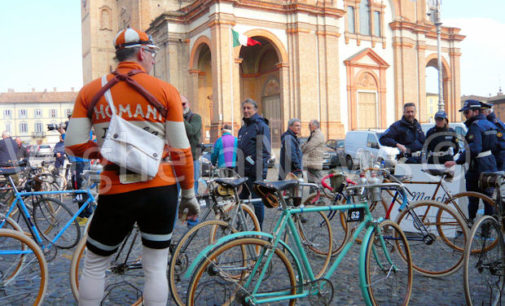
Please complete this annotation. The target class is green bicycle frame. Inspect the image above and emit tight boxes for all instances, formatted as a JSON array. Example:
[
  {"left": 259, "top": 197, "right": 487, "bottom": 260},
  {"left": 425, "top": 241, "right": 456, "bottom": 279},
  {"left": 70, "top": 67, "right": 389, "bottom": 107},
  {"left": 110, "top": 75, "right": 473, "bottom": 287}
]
[{"left": 185, "top": 202, "right": 399, "bottom": 306}]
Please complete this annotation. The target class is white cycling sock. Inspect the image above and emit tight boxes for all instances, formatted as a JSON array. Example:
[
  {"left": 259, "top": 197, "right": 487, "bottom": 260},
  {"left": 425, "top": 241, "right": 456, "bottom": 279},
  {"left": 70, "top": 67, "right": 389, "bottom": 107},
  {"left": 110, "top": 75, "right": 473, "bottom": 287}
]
[
  {"left": 142, "top": 246, "right": 170, "bottom": 306},
  {"left": 79, "top": 250, "right": 112, "bottom": 306}
]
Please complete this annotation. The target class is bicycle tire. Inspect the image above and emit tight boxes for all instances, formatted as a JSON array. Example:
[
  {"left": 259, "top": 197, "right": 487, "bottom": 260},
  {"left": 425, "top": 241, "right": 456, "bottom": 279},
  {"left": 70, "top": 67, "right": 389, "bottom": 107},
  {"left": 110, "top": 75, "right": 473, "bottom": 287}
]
[
  {"left": 443, "top": 191, "right": 496, "bottom": 252},
  {"left": 292, "top": 210, "right": 332, "bottom": 278},
  {"left": 169, "top": 220, "right": 236, "bottom": 306},
  {"left": 395, "top": 200, "right": 468, "bottom": 277},
  {"left": 70, "top": 228, "right": 144, "bottom": 304},
  {"left": 186, "top": 237, "right": 297, "bottom": 306},
  {"left": 303, "top": 192, "right": 349, "bottom": 255},
  {"left": 211, "top": 203, "right": 260, "bottom": 240},
  {"left": 0, "top": 214, "right": 26, "bottom": 280},
  {"left": 364, "top": 220, "right": 413, "bottom": 306},
  {"left": 463, "top": 215, "right": 505, "bottom": 306},
  {"left": 0, "top": 228, "right": 48, "bottom": 305},
  {"left": 32, "top": 197, "right": 81, "bottom": 249}
]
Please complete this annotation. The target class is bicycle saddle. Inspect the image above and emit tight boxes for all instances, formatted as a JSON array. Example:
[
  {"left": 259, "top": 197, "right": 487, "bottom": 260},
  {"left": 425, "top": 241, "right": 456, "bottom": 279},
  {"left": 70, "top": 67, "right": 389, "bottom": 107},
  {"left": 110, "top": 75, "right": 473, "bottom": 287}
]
[
  {"left": 214, "top": 177, "right": 248, "bottom": 189},
  {"left": 254, "top": 180, "right": 299, "bottom": 193},
  {"left": 422, "top": 168, "right": 454, "bottom": 179}
]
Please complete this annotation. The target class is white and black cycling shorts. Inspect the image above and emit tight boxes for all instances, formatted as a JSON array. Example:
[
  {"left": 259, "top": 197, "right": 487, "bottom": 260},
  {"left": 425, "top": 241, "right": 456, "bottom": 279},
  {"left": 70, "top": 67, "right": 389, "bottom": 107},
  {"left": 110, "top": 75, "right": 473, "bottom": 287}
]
[{"left": 86, "top": 185, "right": 178, "bottom": 256}]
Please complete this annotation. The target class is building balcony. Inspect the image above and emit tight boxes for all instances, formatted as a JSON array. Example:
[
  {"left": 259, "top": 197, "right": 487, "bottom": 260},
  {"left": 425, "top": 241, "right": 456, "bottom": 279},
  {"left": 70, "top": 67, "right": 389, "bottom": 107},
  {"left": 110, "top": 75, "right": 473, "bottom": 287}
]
[{"left": 32, "top": 131, "right": 46, "bottom": 138}]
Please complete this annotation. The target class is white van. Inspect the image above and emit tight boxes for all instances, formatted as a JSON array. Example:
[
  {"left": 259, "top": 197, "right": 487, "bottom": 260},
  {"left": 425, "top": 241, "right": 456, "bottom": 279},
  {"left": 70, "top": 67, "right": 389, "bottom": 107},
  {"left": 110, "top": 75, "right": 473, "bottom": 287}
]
[{"left": 344, "top": 130, "right": 400, "bottom": 170}]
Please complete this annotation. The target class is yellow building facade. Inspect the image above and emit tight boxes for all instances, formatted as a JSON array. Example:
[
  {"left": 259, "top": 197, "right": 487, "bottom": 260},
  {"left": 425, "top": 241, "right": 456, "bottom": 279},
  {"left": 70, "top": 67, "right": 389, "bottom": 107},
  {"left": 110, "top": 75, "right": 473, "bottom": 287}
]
[
  {"left": 0, "top": 90, "right": 75, "bottom": 145},
  {"left": 81, "top": 0, "right": 464, "bottom": 146}
]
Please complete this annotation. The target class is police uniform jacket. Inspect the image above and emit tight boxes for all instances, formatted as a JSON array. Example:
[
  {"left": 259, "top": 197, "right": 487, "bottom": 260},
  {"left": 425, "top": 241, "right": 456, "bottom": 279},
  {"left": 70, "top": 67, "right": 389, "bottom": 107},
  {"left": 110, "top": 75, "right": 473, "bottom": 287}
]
[
  {"left": 425, "top": 126, "right": 459, "bottom": 163},
  {"left": 486, "top": 112, "right": 505, "bottom": 170},
  {"left": 379, "top": 117, "right": 425, "bottom": 153},
  {"left": 456, "top": 113, "right": 497, "bottom": 173}
]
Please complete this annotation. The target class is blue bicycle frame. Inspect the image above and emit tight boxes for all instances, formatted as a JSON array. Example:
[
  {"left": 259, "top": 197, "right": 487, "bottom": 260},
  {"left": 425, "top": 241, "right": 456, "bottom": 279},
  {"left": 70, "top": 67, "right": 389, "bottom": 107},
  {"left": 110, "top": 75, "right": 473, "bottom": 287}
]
[{"left": 0, "top": 174, "right": 97, "bottom": 250}]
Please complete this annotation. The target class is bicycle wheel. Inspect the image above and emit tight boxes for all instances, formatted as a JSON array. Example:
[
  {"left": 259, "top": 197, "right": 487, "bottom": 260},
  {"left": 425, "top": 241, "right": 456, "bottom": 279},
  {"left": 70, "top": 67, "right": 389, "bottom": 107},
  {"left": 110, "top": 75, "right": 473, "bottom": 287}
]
[
  {"left": 70, "top": 228, "right": 145, "bottom": 304},
  {"left": 444, "top": 191, "right": 495, "bottom": 230},
  {"left": 211, "top": 204, "right": 260, "bottom": 242},
  {"left": 443, "top": 192, "right": 497, "bottom": 253},
  {"left": 463, "top": 216, "right": 505, "bottom": 306},
  {"left": 395, "top": 200, "right": 467, "bottom": 277},
  {"left": 169, "top": 220, "right": 236, "bottom": 306},
  {"left": 291, "top": 211, "right": 332, "bottom": 278},
  {"left": 303, "top": 192, "right": 349, "bottom": 255},
  {"left": 0, "top": 229, "right": 48, "bottom": 305},
  {"left": 186, "top": 237, "right": 297, "bottom": 306},
  {"left": 0, "top": 215, "right": 26, "bottom": 279},
  {"left": 32, "top": 197, "right": 80, "bottom": 249},
  {"left": 364, "top": 220, "right": 413, "bottom": 306}
]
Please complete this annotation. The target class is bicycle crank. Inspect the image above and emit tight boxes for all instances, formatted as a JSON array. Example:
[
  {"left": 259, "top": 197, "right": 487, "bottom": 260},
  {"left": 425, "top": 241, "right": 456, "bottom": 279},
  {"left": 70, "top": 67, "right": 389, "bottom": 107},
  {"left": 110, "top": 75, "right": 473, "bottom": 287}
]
[
  {"left": 423, "top": 233, "right": 437, "bottom": 245},
  {"left": 308, "top": 278, "right": 334, "bottom": 306}
]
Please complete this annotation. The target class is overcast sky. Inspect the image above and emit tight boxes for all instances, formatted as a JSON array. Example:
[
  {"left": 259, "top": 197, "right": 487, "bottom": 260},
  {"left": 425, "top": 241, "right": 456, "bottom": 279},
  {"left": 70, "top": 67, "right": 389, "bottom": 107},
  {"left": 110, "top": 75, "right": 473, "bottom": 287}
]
[{"left": 0, "top": 0, "right": 503, "bottom": 97}]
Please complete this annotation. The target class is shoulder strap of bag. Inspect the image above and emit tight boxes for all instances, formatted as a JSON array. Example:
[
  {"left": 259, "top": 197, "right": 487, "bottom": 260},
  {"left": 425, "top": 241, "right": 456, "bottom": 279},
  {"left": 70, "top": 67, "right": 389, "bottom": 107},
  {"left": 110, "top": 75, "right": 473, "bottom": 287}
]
[{"left": 87, "top": 69, "right": 168, "bottom": 119}]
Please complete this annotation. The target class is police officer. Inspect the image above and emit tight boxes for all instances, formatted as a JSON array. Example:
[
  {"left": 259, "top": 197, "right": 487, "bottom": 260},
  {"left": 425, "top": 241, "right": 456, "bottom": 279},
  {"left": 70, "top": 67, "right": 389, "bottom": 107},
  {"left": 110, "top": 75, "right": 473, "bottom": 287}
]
[
  {"left": 444, "top": 99, "right": 497, "bottom": 225},
  {"left": 379, "top": 102, "right": 425, "bottom": 163},
  {"left": 424, "top": 111, "right": 459, "bottom": 164},
  {"left": 481, "top": 102, "right": 505, "bottom": 171}
]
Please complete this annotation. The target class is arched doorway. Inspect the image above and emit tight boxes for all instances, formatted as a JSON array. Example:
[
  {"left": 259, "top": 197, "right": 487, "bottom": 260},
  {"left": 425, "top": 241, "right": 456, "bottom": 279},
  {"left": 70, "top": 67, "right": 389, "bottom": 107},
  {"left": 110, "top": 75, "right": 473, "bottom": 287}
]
[
  {"left": 191, "top": 42, "right": 213, "bottom": 142},
  {"left": 239, "top": 38, "right": 282, "bottom": 148},
  {"left": 423, "top": 56, "right": 450, "bottom": 123}
]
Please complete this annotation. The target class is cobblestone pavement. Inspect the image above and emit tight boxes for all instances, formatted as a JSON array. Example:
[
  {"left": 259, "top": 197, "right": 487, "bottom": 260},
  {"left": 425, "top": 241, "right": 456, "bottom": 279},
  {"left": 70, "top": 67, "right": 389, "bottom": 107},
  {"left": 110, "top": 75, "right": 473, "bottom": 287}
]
[{"left": 36, "top": 167, "right": 468, "bottom": 305}]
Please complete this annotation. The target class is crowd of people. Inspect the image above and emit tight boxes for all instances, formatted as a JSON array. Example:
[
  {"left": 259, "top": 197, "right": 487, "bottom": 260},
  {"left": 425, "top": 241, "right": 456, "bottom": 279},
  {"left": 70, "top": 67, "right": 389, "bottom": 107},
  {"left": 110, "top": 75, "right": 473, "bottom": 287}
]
[
  {"left": 1, "top": 26, "right": 500, "bottom": 305},
  {"left": 379, "top": 100, "right": 503, "bottom": 226}
]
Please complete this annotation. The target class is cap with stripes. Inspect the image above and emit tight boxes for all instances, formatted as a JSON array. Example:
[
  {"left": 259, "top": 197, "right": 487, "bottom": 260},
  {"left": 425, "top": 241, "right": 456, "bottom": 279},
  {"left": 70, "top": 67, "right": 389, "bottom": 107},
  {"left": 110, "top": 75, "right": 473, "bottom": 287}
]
[{"left": 113, "top": 27, "right": 159, "bottom": 50}]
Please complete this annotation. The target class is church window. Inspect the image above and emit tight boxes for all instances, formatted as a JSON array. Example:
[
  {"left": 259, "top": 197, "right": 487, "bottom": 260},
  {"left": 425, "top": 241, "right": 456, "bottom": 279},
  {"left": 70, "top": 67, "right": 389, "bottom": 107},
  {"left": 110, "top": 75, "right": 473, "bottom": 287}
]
[
  {"left": 347, "top": 6, "right": 355, "bottom": 34},
  {"left": 374, "top": 11, "right": 381, "bottom": 36},
  {"left": 359, "top": 0, "right": 371, "bottom": 35}
]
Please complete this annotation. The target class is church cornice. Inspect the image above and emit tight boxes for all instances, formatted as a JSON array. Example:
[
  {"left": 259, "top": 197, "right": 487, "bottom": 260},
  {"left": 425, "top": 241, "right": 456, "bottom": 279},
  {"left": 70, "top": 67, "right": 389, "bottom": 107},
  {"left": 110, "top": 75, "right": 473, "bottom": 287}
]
[
  {"left": 389, "top": 21, "right": 465, "bottom": 42},
  {"left": 160, "top": 0, "right": 345, "bottom": 26}
]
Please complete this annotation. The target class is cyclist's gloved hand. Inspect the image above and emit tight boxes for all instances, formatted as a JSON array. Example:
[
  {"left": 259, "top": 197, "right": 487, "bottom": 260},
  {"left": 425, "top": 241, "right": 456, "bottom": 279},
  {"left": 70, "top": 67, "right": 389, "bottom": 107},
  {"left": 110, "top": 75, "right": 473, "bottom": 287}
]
[{"left": 179, "top": 188, "right": 200, "bottom": 220}]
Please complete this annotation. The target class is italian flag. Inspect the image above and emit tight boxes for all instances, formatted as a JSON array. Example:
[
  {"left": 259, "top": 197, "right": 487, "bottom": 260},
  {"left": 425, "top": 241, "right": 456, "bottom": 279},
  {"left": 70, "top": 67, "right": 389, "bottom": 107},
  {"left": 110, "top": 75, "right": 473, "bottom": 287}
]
[{"left": 232, "top": 29, "right": 261, "bottom": 47}]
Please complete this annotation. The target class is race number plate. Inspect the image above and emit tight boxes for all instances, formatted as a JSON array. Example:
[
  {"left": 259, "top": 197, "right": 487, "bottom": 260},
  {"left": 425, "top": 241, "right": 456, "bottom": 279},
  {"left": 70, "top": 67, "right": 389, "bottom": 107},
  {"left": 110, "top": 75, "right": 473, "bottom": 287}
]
[{"left": 346, "top": 207, "right": 365, "bottom": 222}]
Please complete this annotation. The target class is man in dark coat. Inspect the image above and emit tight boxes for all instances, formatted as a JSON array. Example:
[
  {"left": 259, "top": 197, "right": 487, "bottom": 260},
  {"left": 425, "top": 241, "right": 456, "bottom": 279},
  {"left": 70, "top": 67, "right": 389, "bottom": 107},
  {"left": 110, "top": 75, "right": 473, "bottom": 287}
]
[
  {"left": 380, "top": 102, "right": 425, "bottom": 163},
  {"left": 237, "top": 98, "right": 271, "bottom": 228},
  {"left": 279, "top": 118, "right": 303, "bottom": 179},
  {"left": 481, "top": 102, "right": 505, "bottom": 170},
  {"left": 15, "top": 137, "right": 29, "bottom": 160},
  {"left": 445, "top": 99, "right": 497, "bottom": 225},
  {"left": 0, "top": 131, "right": 19, "bottom": 164},
  {"left": 425, "top": 111, "right": 459, "bottom": 164}
]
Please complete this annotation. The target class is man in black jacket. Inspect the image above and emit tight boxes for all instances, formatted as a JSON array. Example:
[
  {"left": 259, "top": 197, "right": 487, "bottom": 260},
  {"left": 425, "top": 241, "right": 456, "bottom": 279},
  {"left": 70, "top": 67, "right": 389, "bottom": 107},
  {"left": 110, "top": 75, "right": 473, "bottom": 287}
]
[
  {"left": 279, "top": 118, "right": 303, "bottom": 179},
  {"left": 0, "top": 131, "right": 19, "bottom": 164},
  {"left": 425, "top": 111, "right": 459, "bottom": 164},
  {"left": 237, "top": 98, "right": 271, "bottom": 228},
  {"left": 380, "top": 103, "right": 425, "bottom": 163}
]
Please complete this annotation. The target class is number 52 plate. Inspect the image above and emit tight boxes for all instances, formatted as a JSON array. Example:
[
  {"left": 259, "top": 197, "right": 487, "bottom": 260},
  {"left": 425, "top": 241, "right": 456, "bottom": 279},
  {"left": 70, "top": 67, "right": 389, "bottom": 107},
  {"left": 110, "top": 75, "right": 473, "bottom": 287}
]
[{"left": 346, "top": 207, "right": 365, "bottom": 222}]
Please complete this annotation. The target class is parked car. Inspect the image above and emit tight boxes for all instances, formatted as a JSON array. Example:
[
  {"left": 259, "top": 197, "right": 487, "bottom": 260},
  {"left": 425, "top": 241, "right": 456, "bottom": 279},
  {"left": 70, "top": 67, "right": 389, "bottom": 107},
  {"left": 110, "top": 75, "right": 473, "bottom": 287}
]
[
  {"left": 35, "top": 144, "right": 53, "bottom": 157},
  {"left": 322, "top": 147, "right": 338, "bottom": 169},
  {"left": 344, "top": 130, "right": 399, "bottom": 170},
  {"left": 326, "top": 139, "right": 345, "bottom": 166},
  {"left": 199, "top": 144, "right": 214, "bottom": 177}
]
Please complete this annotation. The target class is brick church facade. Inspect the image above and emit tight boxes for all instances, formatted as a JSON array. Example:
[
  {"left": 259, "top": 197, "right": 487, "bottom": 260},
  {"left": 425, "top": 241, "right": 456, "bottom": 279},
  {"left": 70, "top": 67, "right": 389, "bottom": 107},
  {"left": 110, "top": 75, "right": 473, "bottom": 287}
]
[{"left": 81, "top": 0, "right": 464, "bottom": 146}]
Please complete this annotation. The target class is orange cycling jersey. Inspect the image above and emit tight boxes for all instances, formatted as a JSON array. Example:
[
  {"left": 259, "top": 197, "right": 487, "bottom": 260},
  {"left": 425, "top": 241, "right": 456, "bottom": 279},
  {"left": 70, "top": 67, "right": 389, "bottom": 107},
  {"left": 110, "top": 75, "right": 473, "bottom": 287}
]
[{"left": 65, "top": 62, "right": 194, "bottom": 195}]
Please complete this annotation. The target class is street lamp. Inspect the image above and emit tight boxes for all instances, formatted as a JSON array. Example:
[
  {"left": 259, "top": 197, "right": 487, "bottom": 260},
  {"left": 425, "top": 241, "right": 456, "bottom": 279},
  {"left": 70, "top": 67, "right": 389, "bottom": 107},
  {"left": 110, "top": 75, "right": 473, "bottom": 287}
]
[{"left": 427, "top": 0, "right": 444, "bottom": 111}]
